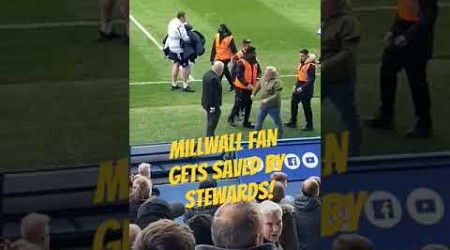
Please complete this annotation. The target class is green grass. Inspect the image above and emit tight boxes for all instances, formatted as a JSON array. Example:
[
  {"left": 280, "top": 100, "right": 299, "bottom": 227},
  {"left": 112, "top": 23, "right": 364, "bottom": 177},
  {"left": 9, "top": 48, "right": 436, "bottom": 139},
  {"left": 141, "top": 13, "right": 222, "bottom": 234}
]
[
  {"left": 130, "top": 0, "right": 321, "bottom": 144},
  {"left": 322, "top": 0, "right": 450, "bottom": 155},
  {"left": 0, "top": 1, "right": 128, "bottom": 171}
]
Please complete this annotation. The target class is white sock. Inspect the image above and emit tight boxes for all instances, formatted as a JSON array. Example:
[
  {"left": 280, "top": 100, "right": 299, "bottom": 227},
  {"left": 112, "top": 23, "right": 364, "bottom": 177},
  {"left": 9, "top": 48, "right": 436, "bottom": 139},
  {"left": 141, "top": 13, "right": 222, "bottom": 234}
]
[
  {"left": 182, "top": 81, "right": 188, "bottom": 89},
  {"left": 172, "top": 82, "right": 177, "bottom": 87}
]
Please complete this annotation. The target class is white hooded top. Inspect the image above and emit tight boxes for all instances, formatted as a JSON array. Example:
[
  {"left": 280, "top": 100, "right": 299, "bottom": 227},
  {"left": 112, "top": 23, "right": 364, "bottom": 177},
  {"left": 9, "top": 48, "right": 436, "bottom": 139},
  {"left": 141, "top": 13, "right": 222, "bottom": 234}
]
[{"left": 165, "top": 18, "right": 191, "bottom": 54}]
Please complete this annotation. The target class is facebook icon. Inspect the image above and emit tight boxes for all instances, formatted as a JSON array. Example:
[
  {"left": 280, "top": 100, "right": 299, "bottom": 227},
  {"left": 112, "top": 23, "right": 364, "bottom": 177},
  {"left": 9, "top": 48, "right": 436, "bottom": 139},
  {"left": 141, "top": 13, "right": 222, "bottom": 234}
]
[
  {"left": 287, "top": 157, "right": 297, "bottom": 166},
  {"left": 415, "top": 199, "right": 436, "bottom": 214},
  {"left": 372, "top": 200, "right": 394, "bottom": 220}
]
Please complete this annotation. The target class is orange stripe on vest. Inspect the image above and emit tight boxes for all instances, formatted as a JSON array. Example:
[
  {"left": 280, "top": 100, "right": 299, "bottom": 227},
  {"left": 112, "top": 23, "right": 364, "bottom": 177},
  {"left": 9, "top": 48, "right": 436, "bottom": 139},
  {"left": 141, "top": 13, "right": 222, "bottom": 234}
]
[
  {"left": 214, "top": 34, "right": 233, "bottom": 60},
  {"left": 234, "top": 59, "right": 258, "bottom": 90},
  {"left": 297, "top": 62, "right": 313, "bottom": 82}
]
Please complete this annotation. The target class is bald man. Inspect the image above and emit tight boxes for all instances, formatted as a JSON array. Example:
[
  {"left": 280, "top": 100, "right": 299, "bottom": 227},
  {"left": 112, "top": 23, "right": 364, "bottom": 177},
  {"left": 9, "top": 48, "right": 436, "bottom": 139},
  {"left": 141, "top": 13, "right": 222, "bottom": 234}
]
[
  {"left": 294, "top": 177, "right": 321, "bottom": 250},
  {"left": 196, "top": 202, "right": 278, "bottom": 250},
  {"left": 202, "top": 61, "right": 224, "bottom": 136}
]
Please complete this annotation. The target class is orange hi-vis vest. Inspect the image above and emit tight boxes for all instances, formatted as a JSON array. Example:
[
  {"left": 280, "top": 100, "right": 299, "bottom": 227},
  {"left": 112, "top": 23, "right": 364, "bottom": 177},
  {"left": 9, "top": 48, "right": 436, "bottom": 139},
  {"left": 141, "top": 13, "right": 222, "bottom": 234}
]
[
  {"left": 234, "top": 59, "right": 258, "bottom": 90},
  {"left": 397, "top": 0, "right": 420, "bottom": 22},
  {"left": 214, "top": 34, "right": 233, "bottom": 60},
  {"left": 234, "top": 50, "right": 245, "bottom": 61},
  {"left": 297, "top": 62, "right": 314, "bottom": 83}
]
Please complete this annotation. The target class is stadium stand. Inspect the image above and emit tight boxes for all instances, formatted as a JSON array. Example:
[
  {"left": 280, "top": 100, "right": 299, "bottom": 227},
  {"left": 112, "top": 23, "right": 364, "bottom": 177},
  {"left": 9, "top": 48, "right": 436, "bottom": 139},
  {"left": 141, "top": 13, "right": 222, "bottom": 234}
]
[{"left": 1, "top": 165, "right": 127, "bottom": 249}]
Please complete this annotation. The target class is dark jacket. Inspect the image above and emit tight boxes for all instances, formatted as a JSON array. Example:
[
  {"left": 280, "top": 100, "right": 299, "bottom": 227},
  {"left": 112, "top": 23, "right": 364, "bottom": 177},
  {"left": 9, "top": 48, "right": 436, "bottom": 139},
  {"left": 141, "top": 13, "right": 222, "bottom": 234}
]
[
  {"left": 129, "top": 199, "right": 146, "bottom": 223},
  {"left": 321, "top": 0, "right": 360, "bottom": 83},
  {"left": 263, "top": 239, "right": 283, "bottom": 250},
  {"left": 195, "top": 243, "right": 278, "bottom": 250},
  {"left": 184, "top": 25, "right": 206, "bottom": 61},
  {"left": 183, "top": 205, "right": 218, "bottom": 223},
  {"left": 278, "top": 204, "right": 299, "bottom": 250},
  {"left": 202, "top": 70, "right": 222, "bottom": 111},
  {"left": 293, "top": 194, "right": 321, "bottom": 250},
  {"left": 387, "top": 0, "right": 438, "bottom": 60}
]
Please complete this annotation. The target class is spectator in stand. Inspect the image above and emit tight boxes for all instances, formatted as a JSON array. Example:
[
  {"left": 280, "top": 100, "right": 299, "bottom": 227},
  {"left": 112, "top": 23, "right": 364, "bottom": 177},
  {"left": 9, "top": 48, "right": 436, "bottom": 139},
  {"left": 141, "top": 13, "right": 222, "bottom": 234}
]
[
  {"left": 332, "top": 234, "right": 373, "bottom": 250},
  {"left": 130, "top": 224, "right": 142, "bottom": 248},
  {"left": 270, "top": 172, "right": 294, "bottom": 203},
  {"left": 270, "top": 182, "right": 299, "bottom": 250},
  {"left": 16, "top": 213, "right": 50, "bottom": 250},
  {"left": 133, "top": 219, "right": 196, "bottom": 250},
  {"left": 130, "top": 176, "right": 152, "bottom": 223},
  {"left": 195, "top": 201, "right": 277, "bottom": 250},
  {"left": 187, "top": 214, "right": 214, "bottom": 245}
]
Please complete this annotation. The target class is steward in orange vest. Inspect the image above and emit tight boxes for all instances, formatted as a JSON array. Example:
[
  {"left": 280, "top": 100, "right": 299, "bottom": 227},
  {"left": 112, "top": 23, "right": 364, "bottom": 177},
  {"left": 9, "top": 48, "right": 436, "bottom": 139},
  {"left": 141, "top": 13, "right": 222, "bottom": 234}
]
[
  {"left": 228, "top": 46, "right": 261, "bottom": 128},
  {"left": 210, "top": 24, "right": 237, "bottom": 91},
  {"left": 286, "top": 49, "right": 316, "bottom": 131},
  {"left": 365, "top": 0, "right": 438, "bottom": 138}
]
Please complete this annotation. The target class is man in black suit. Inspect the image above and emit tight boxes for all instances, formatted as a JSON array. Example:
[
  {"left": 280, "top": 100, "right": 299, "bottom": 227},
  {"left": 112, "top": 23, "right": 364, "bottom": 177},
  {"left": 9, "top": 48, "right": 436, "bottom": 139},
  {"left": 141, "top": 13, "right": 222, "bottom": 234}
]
[{"left": 202, "top": 61, "right": 224, "bottom": 136}]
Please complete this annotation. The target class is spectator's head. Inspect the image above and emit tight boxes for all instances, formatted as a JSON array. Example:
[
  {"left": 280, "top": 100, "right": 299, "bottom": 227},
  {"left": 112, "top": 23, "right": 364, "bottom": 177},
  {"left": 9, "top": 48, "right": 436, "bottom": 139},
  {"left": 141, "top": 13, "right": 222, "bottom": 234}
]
[
  {"left": 138, "top": 163, "right": 151, "bottom": 179},
  {"left": 260, "top": 201, "right": 283, "bottom": 244},
  {"left": 218, "top": 24, "right": 231, "bottom": 35},
  {"left": 212, "top": 61, "right": 225, "bottom": 76},
  {"left": 187, "top": 214, "right": 214, "bottom": 245},
  {"left": 264, "top": 66, "right": 279, "bottom": 81},
  {"left": 270, "top": 181, "right": 286, "bottom": 203},
  {"left": 300, "top": 49, "right": 309, "bottom": 63},
  {"left": 136, "top": 197, "right": 185, "bottom": 229},
  {"left": 133, "top": 219, "right": 195, "bottom": 250},
  {"left": 302, "top": 177, "right": 320, "bottom": 197},
  {"left": 130, "top": 224, "right": 142, "bottom": 248},
  {"left": 131, "top": 176, "right": 152, "bottom": 202},
  {"left": 332, "top": 234, "right": 373, "bottom": 250},
  {"left": 20, "top": 213, "right": 50, "bottom": 250},
  {"left": 177, "top": 11, "right": 187, "bottom": 23},
  {"left": 242, "top": 39, "right": 252, "bottom": 51},
  {"left": 211, "top": 202, "right": 263, "bottom": 249},
  {"left": 270, "top": 172, "right": 288, "bottom": 187}
]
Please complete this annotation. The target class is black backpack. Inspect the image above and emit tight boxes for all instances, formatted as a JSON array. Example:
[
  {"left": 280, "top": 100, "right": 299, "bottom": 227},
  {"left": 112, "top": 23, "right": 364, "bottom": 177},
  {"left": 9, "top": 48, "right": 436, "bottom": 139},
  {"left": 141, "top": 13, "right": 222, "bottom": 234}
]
[{"left": 162, "top": 34, "right": 170, "bottom": 56}]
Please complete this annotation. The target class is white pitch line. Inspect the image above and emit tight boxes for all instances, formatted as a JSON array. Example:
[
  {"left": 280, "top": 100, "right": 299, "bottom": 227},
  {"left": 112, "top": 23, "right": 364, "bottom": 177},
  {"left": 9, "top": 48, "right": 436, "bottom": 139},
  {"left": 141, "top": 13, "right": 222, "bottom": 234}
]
[
  {"left": 0, "top": 20, "right": 124, "bottom": 30},
  {"left": 130, "top": 14, "right": 196, "bottom": 82},
  {"left": 131, "top": 74, "right": 305, "bottom": 86}
]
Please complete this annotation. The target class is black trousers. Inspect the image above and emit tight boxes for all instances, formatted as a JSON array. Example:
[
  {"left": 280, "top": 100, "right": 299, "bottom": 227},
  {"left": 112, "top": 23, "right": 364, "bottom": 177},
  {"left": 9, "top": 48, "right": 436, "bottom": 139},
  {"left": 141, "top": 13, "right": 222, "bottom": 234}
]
[
  {"left": 229, "top": 89, "right": 252, "bottom": 124},
  {"left": 379, "top": 51, "right": 431, "bottom": 130},
  {"left": 206, "top": 109, "right": 221, "bottom": 136},
  {"left": 218, "top": 60, "right": 234, "bottom": 88},
  {"left": 291, "top": 90, "right": 313, "bottom": 128}
]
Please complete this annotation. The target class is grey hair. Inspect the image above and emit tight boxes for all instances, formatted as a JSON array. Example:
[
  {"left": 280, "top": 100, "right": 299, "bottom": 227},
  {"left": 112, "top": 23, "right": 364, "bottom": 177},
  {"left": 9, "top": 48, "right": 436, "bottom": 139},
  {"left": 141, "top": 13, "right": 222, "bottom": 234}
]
[{"left": 264, "top": 66, "right": 279, "bottom": 80}]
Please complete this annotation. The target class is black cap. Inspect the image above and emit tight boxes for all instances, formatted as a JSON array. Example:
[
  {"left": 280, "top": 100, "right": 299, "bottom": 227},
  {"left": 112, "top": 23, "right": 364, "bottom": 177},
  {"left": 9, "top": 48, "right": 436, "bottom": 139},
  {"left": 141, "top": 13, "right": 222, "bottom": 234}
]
[
  {"left": 242, "top": 39, "right": 252, "bottom": 44},
  {"left": 136, "top": 197, "right": 185, "bottom": 229}
]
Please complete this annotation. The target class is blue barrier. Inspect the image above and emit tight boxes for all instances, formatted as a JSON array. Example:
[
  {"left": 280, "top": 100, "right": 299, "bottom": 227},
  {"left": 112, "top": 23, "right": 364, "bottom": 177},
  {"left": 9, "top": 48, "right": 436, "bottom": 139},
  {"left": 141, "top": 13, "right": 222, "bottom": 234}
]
[{"left": 321, "top": 152, "right": 450, "bottom": 250}]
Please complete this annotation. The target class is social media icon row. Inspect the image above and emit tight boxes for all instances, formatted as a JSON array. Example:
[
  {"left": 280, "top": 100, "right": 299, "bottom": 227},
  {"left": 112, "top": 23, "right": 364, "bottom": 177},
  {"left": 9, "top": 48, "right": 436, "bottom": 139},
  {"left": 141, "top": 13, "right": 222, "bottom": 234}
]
[
  {"left": 284, "top": 152, "right": 319, "bottom": 170},
  {"left": 365, "top": 188, "right": 445, "bottom": 228}
]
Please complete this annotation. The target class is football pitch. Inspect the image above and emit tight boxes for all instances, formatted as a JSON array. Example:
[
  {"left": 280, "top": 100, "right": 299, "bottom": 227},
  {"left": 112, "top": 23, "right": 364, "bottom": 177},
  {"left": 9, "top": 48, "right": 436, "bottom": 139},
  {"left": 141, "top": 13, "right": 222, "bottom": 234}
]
[
  {"left": 322, "top": 0, "right": 450, "bottom": 155},
  {"left": 130, "top": 0, "right": 321, "bottom": 145},
  {"left": 0, "top": 0, "right": 128, "bottom": 170}
]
